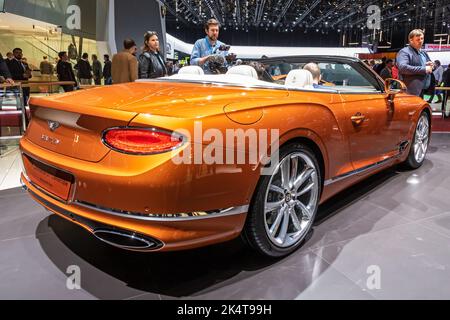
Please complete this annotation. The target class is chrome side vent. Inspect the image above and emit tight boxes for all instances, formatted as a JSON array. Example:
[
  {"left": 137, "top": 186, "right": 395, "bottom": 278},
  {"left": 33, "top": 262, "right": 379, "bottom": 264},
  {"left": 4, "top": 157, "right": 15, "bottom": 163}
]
[{"left": 399, "top": 140, "right": 410, "bottom": 153}]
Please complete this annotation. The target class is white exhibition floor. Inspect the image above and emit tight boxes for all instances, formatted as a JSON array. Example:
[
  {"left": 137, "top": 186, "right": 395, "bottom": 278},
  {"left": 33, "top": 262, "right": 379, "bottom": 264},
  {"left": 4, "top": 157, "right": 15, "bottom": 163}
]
[{"left": 0, "top": 147, "right": 21, "bottom": 191}]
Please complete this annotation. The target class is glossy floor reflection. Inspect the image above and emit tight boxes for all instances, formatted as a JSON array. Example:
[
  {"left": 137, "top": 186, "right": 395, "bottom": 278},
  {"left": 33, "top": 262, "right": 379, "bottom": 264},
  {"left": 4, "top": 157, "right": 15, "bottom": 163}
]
[{"left": 1, "top": 133, "right": 450, "bottom": 299}]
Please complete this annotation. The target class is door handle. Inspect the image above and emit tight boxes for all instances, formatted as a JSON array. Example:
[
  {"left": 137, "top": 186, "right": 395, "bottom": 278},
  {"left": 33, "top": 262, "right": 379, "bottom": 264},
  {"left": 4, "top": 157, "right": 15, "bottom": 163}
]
[
  {"left": 387, "top": 94, "right": 395, "bottom": 110},
  {"left": 351, "top": 113, "right": 366, "bottom": 126}
]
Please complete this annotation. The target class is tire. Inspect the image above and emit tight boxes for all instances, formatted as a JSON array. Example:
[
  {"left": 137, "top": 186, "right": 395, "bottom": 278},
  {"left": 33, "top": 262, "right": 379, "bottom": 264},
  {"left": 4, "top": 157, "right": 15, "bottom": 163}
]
[
  {"left": 242, "top": 142, "right": 322, "bottom": 258},
  {"left": 402, "top": 112, "right": 430, "bottom": 169}
]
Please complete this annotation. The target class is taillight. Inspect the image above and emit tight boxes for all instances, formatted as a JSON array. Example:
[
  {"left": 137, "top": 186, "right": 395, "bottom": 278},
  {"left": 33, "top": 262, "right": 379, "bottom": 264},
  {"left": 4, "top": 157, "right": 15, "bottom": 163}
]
[{"left": 102, "top": 127, "right": 185, "bottom": 155}]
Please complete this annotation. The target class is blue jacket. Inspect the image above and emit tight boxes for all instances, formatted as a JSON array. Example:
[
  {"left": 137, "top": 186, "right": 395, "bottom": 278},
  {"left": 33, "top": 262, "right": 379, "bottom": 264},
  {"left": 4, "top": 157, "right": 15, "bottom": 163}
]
[{"left": 396, "top": 45, "right": 431, "bottom": 96}]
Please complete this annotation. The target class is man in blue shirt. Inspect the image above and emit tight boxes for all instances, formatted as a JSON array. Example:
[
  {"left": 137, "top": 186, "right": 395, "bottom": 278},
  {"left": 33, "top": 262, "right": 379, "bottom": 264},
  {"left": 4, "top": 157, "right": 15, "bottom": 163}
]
[{"left": 190, "top": 18, "right": 229, "bottom": 74}]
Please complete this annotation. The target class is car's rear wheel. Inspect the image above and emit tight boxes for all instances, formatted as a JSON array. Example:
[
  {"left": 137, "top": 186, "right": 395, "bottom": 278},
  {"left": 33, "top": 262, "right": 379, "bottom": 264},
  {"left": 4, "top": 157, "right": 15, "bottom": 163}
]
[
  {"left": 403, "top": 112, "right": 430, "bottom": 169},
  {"left": 243, "top": 143, "right": 321, "bottom": 258}
]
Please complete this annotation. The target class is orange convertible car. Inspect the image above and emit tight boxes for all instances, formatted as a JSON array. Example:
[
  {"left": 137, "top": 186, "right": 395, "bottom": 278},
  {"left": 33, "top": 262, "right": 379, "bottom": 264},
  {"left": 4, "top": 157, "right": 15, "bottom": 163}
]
[{"left": 20, "top": 56, "right": 431, "bottom": 257}]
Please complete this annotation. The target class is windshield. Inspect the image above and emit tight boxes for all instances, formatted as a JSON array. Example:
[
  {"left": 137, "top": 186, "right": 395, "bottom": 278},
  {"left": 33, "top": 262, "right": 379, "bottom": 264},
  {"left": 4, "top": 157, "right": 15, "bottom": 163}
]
[{"left": 146, "top": 57, "right": 383, "bottom": 93}]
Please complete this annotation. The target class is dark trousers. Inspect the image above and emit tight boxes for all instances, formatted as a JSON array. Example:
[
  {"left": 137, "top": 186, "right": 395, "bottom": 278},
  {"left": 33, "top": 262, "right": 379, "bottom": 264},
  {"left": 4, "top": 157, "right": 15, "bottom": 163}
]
[
  {"left": 22, "top": 87, "right": 30, "bottom": 106},
  {"left": 428, "top": 89, "right": 443, "bottom": 103}
]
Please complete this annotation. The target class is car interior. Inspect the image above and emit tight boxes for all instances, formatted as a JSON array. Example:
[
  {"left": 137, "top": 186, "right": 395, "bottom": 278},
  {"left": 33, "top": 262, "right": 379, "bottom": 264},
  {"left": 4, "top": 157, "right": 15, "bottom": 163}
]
[{"left": 168, "top": 58, "right": 383, "bottom": 93}]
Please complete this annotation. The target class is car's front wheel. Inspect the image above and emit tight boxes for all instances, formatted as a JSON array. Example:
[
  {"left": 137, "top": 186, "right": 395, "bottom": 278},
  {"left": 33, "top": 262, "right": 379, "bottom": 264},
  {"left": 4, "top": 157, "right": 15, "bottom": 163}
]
[
  {"left": 403, "top": 112, "right": 430, "bottom": 169},
  {"left": 243, "top": 143, "right": 321, "bottom": 258}
]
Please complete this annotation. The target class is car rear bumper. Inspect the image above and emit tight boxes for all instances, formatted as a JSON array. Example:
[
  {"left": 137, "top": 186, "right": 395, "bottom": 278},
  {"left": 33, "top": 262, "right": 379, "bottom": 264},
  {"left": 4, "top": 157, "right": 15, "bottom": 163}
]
[{"left": 20, "top": 167, "right": 249, "bottom": 252}]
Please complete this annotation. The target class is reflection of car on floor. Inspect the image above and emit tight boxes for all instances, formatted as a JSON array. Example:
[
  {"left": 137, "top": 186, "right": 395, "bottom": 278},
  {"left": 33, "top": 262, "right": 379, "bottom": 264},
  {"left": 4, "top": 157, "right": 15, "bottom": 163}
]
[{"left": 20, "top": 56, "right": 431, "bottom": 257}]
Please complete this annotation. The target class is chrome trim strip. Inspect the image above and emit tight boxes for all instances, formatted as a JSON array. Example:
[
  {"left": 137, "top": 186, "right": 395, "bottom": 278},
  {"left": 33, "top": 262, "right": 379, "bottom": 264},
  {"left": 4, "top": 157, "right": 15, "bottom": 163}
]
[
  {"left": 324, "top": 153, "right": 400, "bottom": 186},
  {"left": 399, "top": 140, "right": 410, "bottom": 152},
  {"left": 0, "top": 110, "right": 22, "bottom": 115},
  {"left": 0, "top": 136, "right": 23, "bottom": 140},
  {"left": 23, "top": 173, "right": 248, "bottom": 222},
  {"left": 21, "top": 153, "right": 248, "bottom": 222},
  {"left": 74, "top": 201, "right": 249, "bottom": 222},
  {"left": 23, "top": 184, "right": 165, "bottom": 251}
]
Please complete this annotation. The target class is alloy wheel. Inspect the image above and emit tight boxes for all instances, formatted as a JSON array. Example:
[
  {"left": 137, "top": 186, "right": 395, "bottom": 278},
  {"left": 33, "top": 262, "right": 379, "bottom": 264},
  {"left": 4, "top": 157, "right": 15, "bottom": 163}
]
[
  {"left": 263, "top": 152, "right": 319, "bottom": 248},
  {"left": 413, "top": 114, "right": 430, "bottom": 164}
]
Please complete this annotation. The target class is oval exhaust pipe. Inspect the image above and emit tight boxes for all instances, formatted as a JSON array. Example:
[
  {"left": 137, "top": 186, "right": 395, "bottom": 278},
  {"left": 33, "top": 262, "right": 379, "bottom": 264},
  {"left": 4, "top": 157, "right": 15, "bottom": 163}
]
[{"left": 93, "top": 229, "right": 162, "bottom": 251}]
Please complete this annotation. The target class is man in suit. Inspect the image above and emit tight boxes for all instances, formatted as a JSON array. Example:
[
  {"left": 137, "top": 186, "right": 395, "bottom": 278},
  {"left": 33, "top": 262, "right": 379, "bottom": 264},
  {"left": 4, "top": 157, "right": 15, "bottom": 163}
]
[
  {"left": 397, "top": 29, "right": 433, "bottom": 97},
  {"left": 6, "top": 48, "right": 32, "bottom": 105},
  {"left": 56, "top": 51, "right": 77, "bottom": 92},
  {"left": 444, "top": 66, "right": 450, "bottom": 88},
  {"left": 92, "top": 54, "right": 102, "bottom": 85},
  {"left": 112, "top": 39, "right": 138, "bottom": 84},
  {"left": 75, "top": 53, "right": 92, "bottom": 85},
  {"left": 0, "top": 53, "right": 13, "bottom": 84},
  {"left": 443, "top": 66, "right": 450, "bottom": 108},
  {"left": 103, "top": 54, "right": 112, "bottom": 85}
]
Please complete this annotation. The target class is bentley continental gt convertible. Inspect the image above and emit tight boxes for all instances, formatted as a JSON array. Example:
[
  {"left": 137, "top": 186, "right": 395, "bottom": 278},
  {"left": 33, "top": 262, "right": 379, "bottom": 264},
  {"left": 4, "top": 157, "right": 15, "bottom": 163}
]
[{"left": 19, "top": 56, "right": 431, "bottom": 257}]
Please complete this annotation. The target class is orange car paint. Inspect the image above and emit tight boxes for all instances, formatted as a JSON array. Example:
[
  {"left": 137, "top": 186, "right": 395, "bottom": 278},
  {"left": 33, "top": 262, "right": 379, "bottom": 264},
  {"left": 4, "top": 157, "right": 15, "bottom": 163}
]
[{"left": 19, "top": 79, "right": 430, "bottom": 251}]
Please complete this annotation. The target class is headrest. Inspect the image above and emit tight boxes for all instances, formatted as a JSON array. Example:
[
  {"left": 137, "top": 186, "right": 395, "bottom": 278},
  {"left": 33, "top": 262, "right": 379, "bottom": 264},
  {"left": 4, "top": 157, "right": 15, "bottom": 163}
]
[
  {"left": 285, "top": 69, "right": 314, "bottom": 88},
  {"left": 226, "top": 65, "right": 258, "bottom": 79},
  {"left": 178, "top": 66, "right": 204, "bottom": 75}
]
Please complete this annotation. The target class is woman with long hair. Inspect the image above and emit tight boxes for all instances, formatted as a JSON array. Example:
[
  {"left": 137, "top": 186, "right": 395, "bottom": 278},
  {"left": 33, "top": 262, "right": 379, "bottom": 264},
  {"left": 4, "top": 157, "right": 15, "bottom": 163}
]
[{"left": 138, "top": 31, "right": 167, "bottom": 79}]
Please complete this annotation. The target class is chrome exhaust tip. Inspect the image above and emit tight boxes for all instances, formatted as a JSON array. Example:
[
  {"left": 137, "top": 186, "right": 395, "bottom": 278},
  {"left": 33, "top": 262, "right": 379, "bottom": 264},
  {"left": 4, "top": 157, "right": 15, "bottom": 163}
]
[{"left": 93, "top": 229, "right": 162, "bottom": 251}]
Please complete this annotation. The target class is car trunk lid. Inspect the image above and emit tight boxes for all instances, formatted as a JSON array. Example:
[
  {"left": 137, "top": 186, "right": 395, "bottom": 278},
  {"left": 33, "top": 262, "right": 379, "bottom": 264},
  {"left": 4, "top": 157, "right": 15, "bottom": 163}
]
[
  {"left": 41, "top": 81, "right": 288, "bottom": 118},
  {"left": 25, "top": 103, "right": 137, "bottom": 162}
]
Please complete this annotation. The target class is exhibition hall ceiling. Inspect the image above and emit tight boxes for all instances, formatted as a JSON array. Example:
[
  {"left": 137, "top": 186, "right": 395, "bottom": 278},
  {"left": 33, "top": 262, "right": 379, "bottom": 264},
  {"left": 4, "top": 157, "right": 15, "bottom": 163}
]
[{"left": 162, "top": 0, "right": 449, "bottom": 33}]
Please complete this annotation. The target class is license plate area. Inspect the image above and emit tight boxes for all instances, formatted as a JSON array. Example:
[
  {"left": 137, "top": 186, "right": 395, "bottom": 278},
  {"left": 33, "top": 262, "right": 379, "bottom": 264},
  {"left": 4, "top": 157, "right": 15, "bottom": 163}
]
[{"left": 22, "top": 154, "right": 74, "bottom": 201}]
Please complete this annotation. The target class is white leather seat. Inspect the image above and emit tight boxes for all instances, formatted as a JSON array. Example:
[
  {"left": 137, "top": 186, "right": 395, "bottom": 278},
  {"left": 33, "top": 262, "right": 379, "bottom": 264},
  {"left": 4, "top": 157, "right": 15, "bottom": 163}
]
[
  {"left": 226, "top": 65, "right": 258, "bottom": 79},
  {"left": 285, "top": 69, "right": 313, "bottom": 88},
  {"left": 178, "top": 66, "right": 204, "bottom": 75}
]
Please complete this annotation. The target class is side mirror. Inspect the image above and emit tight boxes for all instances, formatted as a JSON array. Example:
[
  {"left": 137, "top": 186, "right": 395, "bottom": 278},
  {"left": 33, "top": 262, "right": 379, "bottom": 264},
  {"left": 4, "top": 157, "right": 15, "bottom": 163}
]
[{"left": 385, "top": 78, "right": 407, "bottom": 95}]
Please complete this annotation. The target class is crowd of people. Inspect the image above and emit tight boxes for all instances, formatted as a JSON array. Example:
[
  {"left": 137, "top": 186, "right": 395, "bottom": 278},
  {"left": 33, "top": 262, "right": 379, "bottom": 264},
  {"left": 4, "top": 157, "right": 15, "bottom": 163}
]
[
  {"left": 187, "top": 20, "right": 450, "bottom": 102},
  {"left": 0, "top": 29, "right": 181, "bottom": 101},
  {"left": 0, "top": 23, "right": 449, "bottom": 107},
  {"left": 0, "top": 48, "right": 33, "bottom": 105},
  {"left": 363, "top": 29, "right": 450, "bottom": 102}
]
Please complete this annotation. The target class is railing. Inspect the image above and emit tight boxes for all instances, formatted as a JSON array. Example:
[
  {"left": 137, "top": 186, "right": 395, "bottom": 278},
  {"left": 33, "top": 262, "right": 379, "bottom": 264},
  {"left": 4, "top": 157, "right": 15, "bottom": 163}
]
[
  {"left": 0, "top": 83, "right": 24, "bottom": 156},
  {"left": 20, "top": 81, "right": 77, "bottom": 92},
  {"left": 0, "top": 83, "right": 26, "bottom": 139},
  {"left": 0, "top": 81, "right": 76, "bottom": 143},
  {"left": 78, "top": 84, "right": 104, "bottom": 89}
]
